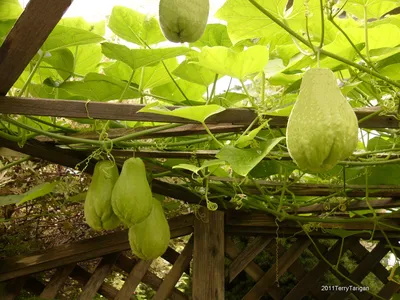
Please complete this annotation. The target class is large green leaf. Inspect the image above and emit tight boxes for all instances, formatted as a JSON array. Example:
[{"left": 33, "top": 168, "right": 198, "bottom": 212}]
[
  {"left": 103, "top": 61, "right": 133, "bottom": 81},
  {"left": 190, "top": 24, "right": 233, "bottom": 48},
  {"left": 18, "top": 182, "right": 58, "bottom": 206},
  {"left": 59, "top": 17, "right": 106, "bottom": 36},
  {"left": 108, "top": 6, "right": 165, "bottom": 46},
  {"left": 60, "top": 73, "right": 141, "bottom": 101},
  {"left": 216, "top": 137, "right": 285, "bottom": 176},
  {"left": 210, "top": 92, "right": 248, "bottom": 107},
  {"left": 73, "top": 44, "right": 103, "bottom": 75},
  {"left": 133, "top": 58, "right": 178, "bottom": 90},
  {"left": 101, "top": 42, "right": 192, "bottom": 70},
  {"left": 42, "top": 25, "right": 104, "bottom": 52},
  {"left": 138, "top": 102, "right": 225, "bottom": 123},
  {"left": 342, "top": 0, "right": 398, "bottom": 19},
  {"left": 250, "top": 160, "right": 297, "bottom": 178},
  {"left": 173, "top": 60, "right": 217, "bottom": 86},
  {"left": 197, "top": 46, "right": 269, "bottom": 79},
  {"left": 0, "top": 0, "right": 22, "bottom": 20},
  {"left": 42, "top": 49, "right": 74, "bottom": 80},
  {"left": 215, "top": 0, "right": 319, "bottom": 44},
  {"left": 151, "top": 79, "right": 207, "bottom": 104},
  {"left": 0, "top": 194, "right": 24, "bottom": 207}
]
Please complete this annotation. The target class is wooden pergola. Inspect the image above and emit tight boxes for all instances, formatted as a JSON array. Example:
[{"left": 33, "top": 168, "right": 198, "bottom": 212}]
[{"left": 1, "top": 1, "right": 400, "bottom": 299}]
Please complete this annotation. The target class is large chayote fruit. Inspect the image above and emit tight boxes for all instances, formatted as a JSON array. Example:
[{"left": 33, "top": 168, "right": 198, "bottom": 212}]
[
  {"left": 129, "top": 198, "right": 170, "bottom": 260},
  {"left": 84, "top": 160, "right": 121, "bottom": 231},
  {"left": 111, "top": 157, "right": 153, "bottom": 226},
  {"left": 286, "top": 68, "right": 359, "bottom": 172},
  {"left": 159, "top": 0, "right": 209, "bottom": 43}
]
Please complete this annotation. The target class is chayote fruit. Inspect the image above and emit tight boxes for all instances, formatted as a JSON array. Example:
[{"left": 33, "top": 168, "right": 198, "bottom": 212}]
[
  {"left": 129, "top": 198, "right": 170, "bottom": 260},
  {"left": 286, "top": 68, "right": 359, "bottom": 172},
  {"left": 84, "top": 160, "right": 121, "bottom": 231},
  {"left": 111, "top": 157, "right": 153, "bottom": 226},
  {"left": 159, "top": 0, "right": 209, "bottom": 43}
]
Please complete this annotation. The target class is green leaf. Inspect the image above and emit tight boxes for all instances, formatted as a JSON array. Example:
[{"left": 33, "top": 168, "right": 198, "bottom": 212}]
[
  {"left": 42, "top": 25, "right": 104, "bottom": 52},
  {"left": 18, "top": 182, "right": 58, "bottom": 206},
  {"left": 345, "top": 165, "right": 400, "bottom": 185},
  {"left": 150, "top": 79, "right": 207, "bottom": 104},
  {"left": 0, "top": 0, "right": 22, "bottom": 20},
  {"left": 103, "top": 61, "right": 133, "bottom": 81},
  {"left": 173, "top": 60, "right": 217, "bottom": 86},
  {"left": 108, "top": 6, "right": 165, "bottom": 46},
  {"left": 59, "top": 73, "right": 141, "bottom": 101},
  {"left": 67, "top": 192, "right": 87, "bottom": 203},
  {"left": 73, "top": 44, "right": 103, "bottom": 75},
  {"left": 133, "top": 58, "right": 178, "bottom": 90},
  {"left": 172, "top": 160, "right": 225, "bottom": 174},
  {"left": 198, "top": 46, "right": 269, "bottom": 79},
  {"left": 0, "top": 194, "right": 24, "bottom": 207},
  {"left": 216, "top": 137, "right": 285, "bottom": 176},
  {"left": 235, "top": 120, "right": 270, "bottom": 148},
  {"left": 101, "top": 42, "right": 192, "bottom": 70},
  {"left": 138, "top": 102, "right": 226, "bottom": 123},
  {"left": 343, "top": 0, "right": 398, "bottom": 19},
  {"left": 367, "top": 137, "right": 392, "bottom": 151},
  {"left": 379, "top": 63, "right": 400, "bottom": 80},
  {"left": 42, "top": 49, "right": 74, "bottom": 80},
  {"left": 0, "top": 19, "right": 16, "bottom": 43},
  {"left": 59, "top": 17, "right": 106, "bottom": 36},
  {"left": 250, "top": 160, "right": 297, "bottom": 178},
  {"left": 215, "top": 0, "right": 318, "bottom": 44},
  {"left": 190, "top": 24, "right": 233, "bottom": 48},
  {"left": 210, "top": 92, "right": 248, "bottom": 107}
]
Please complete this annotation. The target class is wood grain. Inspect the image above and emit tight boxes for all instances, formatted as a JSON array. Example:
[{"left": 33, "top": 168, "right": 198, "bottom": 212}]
[
  {"left": 0, "top": 0, "right": 72, "bottom": 95},
  {"left": 39, "top": 263, "right": 75, "bottom": 299},
  {"left": 0, "top": 96, "right": 397, "bottom": 128},
  {"left": 192, "top": 208, "right": 225, "bottom": 300},
  {"left": 114, "top": 260, "right": 152, "bottom": 300}
]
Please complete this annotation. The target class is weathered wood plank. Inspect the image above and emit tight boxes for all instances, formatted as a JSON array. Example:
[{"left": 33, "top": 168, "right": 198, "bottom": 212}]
[
  {"left": 162, "top": 247, "right": 190, "bottom": 275},
  {"left": 378, "top": 281, "right": 400, "bottom": 300},
  {"left": 0, "top": 97, "right": 397, "bottom": 128},
  {"left": 243, "top": 238, "right": 311, "bottom": 300},
  {"left": 39, "top": 263, "right": 76, "bottom": 299},
  {"left": 78, "top": 253, "right": 120, "bottom": 300},
  {"left": 0, "top": 214, "right": 193, "bottom": 282},
  {"left": 225, "top": 237, "right": 281, "bottom": 300},
  {"left": 114, "top": 260, "right": 152, "bottom": 300},
  {"left": 225, "top": 237, "right": 265, "bottom": 282},
  {"left": 193, "top": 208, "right": 225, "bottom": 300},
  {"left": 116, "top": 254, "right": 188, "bottom": 300},
  {"left": 0, "top": 1, "right": 72, "bottom": 95},
  {"left": 69, "top": 265, "right": 118, "bottom": 299},
  {"left": 154, "top": 236, "right": 194, "bottom": 300},
  {"left": 229, "top": 236, "right": 272, "bottom": 283}
]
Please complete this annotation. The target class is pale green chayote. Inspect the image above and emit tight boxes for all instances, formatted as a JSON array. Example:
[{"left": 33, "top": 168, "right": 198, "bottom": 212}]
[
  {"left": 129, "top": 198, "right": 170, "bottom": 260},
  {"left": 84, "top": 161, "right": 121, "bottom": 231},
  {"left": 111, "top": 157, "right": 153, "bottom": 226},
  {"left": 286, "top": 68, "right": 359, "bottom": 172},
  {"left": 159, "top": 0, "right": 209, "bottom": 43}
]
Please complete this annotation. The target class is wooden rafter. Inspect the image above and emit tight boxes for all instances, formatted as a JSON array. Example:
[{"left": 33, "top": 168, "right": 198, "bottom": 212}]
[
  {"left": 0, "top": 96, "right": 397, "bottom": 128},
  {"left": 0, "top": 0, "right": 72, "bottom": 95}
]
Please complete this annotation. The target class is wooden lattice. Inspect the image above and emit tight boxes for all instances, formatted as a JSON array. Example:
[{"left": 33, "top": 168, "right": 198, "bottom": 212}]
[{"left": 1, "top": 210, "right": 400, "bottom": 300}]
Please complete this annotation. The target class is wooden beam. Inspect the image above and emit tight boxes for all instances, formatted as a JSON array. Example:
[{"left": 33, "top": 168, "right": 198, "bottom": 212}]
[
  {"left": 114, "top": 260, "right": 152, "bottom": 300},
  {"left": 228, "top": 236, "right": 272, "bottom": 283},
  {"left": 39, "top": 263, "right": 76, "bottom": 299},
  {"left": 0, "top": 214, "right": 193, "bottom": 282},
  {"left": 243, "top": 238, "right": 311, "bottom": 299},
  {"left": 78, "top": 253, "right": 120, "bottom": 300},
  {"left": 154, "top": 236, "right": 194, "bottom": 300},
  {"left": 0, "top": 1, "right": 72, "bottom": 95},
  {"left": 192, "top": 208, "right": 225, "bottom": 300},
  {"left": 0, "top": 96, "right": 397, "bottom": 128}
]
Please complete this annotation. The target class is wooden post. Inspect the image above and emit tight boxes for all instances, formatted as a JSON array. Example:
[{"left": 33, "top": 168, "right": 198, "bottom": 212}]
[{"left": 192, "top": 208, "right": 224, "bottom": 300}]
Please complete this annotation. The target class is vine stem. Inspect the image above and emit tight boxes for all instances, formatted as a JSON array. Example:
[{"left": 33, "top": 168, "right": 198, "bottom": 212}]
[{"left": 247, "top": 0, "right": 400, "bottom": 89}]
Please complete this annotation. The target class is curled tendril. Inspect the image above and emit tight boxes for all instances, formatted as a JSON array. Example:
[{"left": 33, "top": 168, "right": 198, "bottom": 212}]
[{"left": 85, "top": 100, "right": 94, "bottom": 119}]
